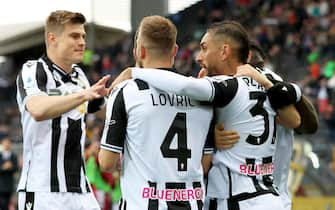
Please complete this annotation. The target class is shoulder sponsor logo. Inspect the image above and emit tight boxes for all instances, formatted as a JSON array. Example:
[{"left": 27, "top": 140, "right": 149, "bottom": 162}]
[
  {"left": 25, "top": 77, "right": 35, "bottom": 88},
  {"left": 47, "top": 88, "right": 62, "bottom": 96},
  {"left": 26, "top": 77, "right": 32, "bottom": 83}
]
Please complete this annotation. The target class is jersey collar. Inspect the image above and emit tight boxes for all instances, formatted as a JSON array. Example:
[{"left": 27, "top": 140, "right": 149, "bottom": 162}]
[
  {"left": 41, "top": 55, "right": 79, "bottom": 85},
  {"left": 157, "top": 67, "right": 176, "bottom": 72}
]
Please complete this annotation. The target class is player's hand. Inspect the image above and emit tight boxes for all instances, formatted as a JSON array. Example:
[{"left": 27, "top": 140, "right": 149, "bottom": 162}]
[
  {"left": 198, "top": 68, "right": 208, "bottom": 78},
  {"left": 84, "top": 75, "right": 111, "bottom": 100},
  {"left": 215, "top": 123, "right": 240, "bottom": 150},
  {"left": 235, "top": 64, "right": 273, "bottom": 89},
  {"left": 107, "top": 67, "right": 133, "bottom": 95}
]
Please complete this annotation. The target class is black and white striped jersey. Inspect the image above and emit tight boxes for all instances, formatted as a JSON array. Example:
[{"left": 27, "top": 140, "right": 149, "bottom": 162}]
[
  {"left": 261, "top": 68, "right": 294, "bottom": 210},
  {"left": 16, "top": 55, "right": 97, "bottom": 193},
  {"left": 130, "top": 68, "right": 280, "bottom": 200},
  {"left": 130, "top": 67, "right": 299, "bottom": 204},
  {"left": 100, "top": 74, "right": 214, "bottom": 210},
  {"left": 206, "top": 75, "right": 278, "bottom": 199}
]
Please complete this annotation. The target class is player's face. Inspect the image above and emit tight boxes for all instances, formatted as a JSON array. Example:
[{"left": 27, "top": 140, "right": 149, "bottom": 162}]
[
  {"left": 53, "top": 23, "right": 86, "bottom": 64},
  {"left": 196, "top": 32, "right": 221, "bottom": 76}
]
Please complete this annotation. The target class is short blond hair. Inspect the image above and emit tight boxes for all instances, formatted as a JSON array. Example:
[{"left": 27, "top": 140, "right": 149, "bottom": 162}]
[
  {"left": 138, "top": 15, "right": 177, "bottom": 55},
  {"left": 45, "top": 10, "right": 86, "bottom": 38}
]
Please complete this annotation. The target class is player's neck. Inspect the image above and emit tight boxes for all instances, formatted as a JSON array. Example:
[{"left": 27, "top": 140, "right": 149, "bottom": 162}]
[
  {"left": 47, "top": 51, "right": 73, "bottom": 73},
  {"left": 142, "top": 59, "right": 173, "bottom": 69},
  {"left": 220, "top": 59, "right": 241, "bottom": 76}
]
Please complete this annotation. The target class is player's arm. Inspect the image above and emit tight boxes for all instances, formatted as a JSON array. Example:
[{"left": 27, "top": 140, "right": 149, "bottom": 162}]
[
  {"left": 202, "top": 154, "right": 212, "bottom": 176},
  {"left": 214, "top": 123, "right": 240, "bottom": 150},
  {"left": 276, "top": 105, "right": 301, "bottom": 129},
  {"left": 235, "top": 64, "right": 301, "bottom": 128},
  {"left": 202, "top": 118, "right": 215, "bottom": 176},
  {"left": 98, "top": 85, "right": 127, "bottom": 172},
  {"left": 130, "top": 67, "right": 215, "bottom": 101},
  {"left": 20, "top": 62, "right": 110, "bottom": 121},
  {"left": 26, "top": 88, "right": 103, "bottom": 121},
  {"left": 267, "top": 81, "right": 302, "bottom": 128},
  {"left": 99, "top": 150, "right": 121, "bottom": 172},
  {"left": 293, "top": 95, "right": 319, "bottom": 134}
]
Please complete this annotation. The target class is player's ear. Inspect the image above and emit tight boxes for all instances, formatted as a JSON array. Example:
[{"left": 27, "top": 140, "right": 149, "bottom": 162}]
[
  {"left": 47, "top": 32, "right": 56, "bottom": 47},
  {"left": 220, "top": 43, "right": 230, "bottom": 61},
  {"left": 139, "top": 45, "right": 146, "bottom": 59}
]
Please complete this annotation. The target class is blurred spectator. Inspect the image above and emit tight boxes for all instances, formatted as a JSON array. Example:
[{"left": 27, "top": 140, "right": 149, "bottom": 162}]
[
  {"left": 310, "top": 62, "right": 321, "bottom": 80},
  {"left": 0, "top": 137, "right": 18, "bottom": 210},
  {"left": 85, "top": 140, "right": 121, "bottom": 210},
  {"left": 317, "top": 76, "right": 332, "bottom": 117},
  {"left": 330, "top": 146, "right": 335, "bottom": 173},
  {"left": 0, "top": 122, "right": 9, "bottom": 141}
]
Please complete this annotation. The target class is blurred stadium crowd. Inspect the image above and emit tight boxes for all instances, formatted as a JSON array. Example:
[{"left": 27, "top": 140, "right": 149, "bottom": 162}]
[{"left": 1, "top": 0, "right": 335, "bottom": 209}]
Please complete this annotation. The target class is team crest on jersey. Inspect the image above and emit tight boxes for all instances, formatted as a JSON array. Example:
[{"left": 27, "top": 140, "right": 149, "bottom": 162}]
[{"left": 76, "top": 102, "right": 87, "bottom": 114}]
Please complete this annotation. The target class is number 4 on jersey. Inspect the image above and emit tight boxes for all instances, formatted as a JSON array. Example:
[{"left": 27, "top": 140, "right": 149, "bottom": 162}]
[{"left": 161, "top": 112, "right": 191, "bottom": 171}]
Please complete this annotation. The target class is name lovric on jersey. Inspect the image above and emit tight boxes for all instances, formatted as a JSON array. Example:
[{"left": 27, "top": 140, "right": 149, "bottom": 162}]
[{"left": 150, "top": 93, "right": 196, "bottom": 107}]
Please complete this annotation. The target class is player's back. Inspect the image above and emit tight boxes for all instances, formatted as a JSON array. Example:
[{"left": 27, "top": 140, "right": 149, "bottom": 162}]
[
  {"left": 207, "top": 75, "right": 278, "bottom": 199},
  {"left": 111, "top": 78, "right": 213, "bottom": 209}
]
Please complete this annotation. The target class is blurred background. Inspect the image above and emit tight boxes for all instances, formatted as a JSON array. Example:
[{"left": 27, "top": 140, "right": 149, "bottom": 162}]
[{"left": 1, "top": 0, "right": 335, "bottom": 209}]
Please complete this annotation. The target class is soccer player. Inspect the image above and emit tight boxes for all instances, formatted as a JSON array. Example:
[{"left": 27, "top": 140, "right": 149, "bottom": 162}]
[
  {"left": 98, "top": 15, "right": 214, "bottom": 210},
  {"left": 231, "top": 40, "right": 319, "bottom": 210},
  {"left": 113, "top": 21, "right": 302, "bottom": 210},
  {"left": 16, "top": 10, "right": 110, "bottom": 210}
]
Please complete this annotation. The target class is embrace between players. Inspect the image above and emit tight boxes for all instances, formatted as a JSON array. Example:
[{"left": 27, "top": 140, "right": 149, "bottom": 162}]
[
  {"left": 17, "top": 10, "right": 318, "bottom": 210},
  {"left": 99, "top": 15, "right": 318, "bottom": 210}
]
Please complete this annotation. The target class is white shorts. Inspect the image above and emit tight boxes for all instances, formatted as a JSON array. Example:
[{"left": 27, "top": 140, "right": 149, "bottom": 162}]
[
  {"left": 18, "top": 191, "right": 100, "bottom": 210},
  {"left": 205, "top": 193, "right": 285, "bottom": 210}
]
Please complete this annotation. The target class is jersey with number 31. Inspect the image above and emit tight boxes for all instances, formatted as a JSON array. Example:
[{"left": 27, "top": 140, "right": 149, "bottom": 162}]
[
  {"left": 100, "top": 77, "right": 213, "bottom": 210},
  {"left": 206, "top": 75, "right": 277, "bottom": 199}
]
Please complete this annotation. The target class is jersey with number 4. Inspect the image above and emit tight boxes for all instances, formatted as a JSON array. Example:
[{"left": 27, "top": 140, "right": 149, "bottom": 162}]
[
  {"left": 100, "top": 78, "right": 214, "bottom": 210},
  {"left": 207, "top": 75, "right": 278, "bottom": 199}
]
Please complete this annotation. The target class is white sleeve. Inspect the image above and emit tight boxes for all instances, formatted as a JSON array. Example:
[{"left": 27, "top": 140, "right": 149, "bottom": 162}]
[
  {"left": 131, "top": 67, "right": 215, "bottom": 101},
  {"left": 18, "top": 61, "right": 48, "bottom": 107}
]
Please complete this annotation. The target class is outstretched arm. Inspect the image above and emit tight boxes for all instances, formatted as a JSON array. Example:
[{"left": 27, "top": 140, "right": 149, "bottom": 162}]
[
  {"left": 133, "top": 67, "right": 215, "bottom": 101},
  {"left": 26, "top": 75, "right": 110, "bottom": 121},
  {"left": 111, "top": 67, "right": 215, "bottom": 102}
]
